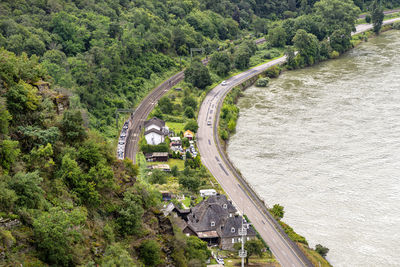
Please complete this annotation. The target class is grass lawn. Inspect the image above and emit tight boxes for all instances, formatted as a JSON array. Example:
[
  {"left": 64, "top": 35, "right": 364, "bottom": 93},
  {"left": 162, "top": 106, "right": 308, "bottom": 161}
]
[
  {"left": 166, "top": 121, "right": 186, "bottom": 134},
  {"left": 148, "top": 158, "right": 186, "bottom": 171}
]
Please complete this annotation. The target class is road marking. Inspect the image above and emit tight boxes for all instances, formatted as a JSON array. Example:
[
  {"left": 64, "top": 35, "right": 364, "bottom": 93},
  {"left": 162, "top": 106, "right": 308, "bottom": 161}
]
[
  {"left": 218, "top": 163, "right": 229, "bottom": 176},
  {"left": 215, "top": 156, "right": 220, "bottom": 162},
  {"left": 208, "top": 139, "right": 211, "bottom": 145}
]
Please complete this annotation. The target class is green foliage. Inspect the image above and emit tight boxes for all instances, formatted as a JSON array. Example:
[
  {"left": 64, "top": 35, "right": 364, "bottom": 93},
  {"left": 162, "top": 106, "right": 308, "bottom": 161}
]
[
  {"left": 178, "top": 168, "right": 201, "bottom": 192},
  {"left": 394, "top": 21, "right": 400, "bottom": 30},
  {"left": 0, "top": 140, "right": 20, "bottom": 173},
  {"left": 33, "top": 207, "right": 87, "bottom": 266},
  {"left": 184, "top": 120, "right": 199, "bottom": 133},
  {"left": 264, "top": 65, "right": 281, "bottom": 78},
  {"left": 315, "top": 244, "right": 330, "bottom": 258},
  {"left": 184, "top": 106, "right": 195, "bottom": 118},
  {"left": 139, "top": 240, "right": 161, "bottom": 267},
  {"left": 101, "top": 243, "right": 136, "bottom": 266},
  {"left": 140, "top": 142, "right": 169, "bottom": 154},
  {"left": 183, "top": 95, "right": 197, "bottom": 110},
  {"left": 365, "top": 14, "right": 372, "bottom": 23},
  {"left": 5, "top": 80, "right": 41, "bottom": 115},
  {"left": 234, "top": 41, "right": 257, "bottom": 70},
  {"left": 186, "top": 236, "right": 211, "bottom": 262},
  {"left": 255, "top": 77, "right": 270, "bottom": 87},
  {"left": 268, "top": 26, "right": 287, "bottom": 48},
  {"left": 8, "top": 171, "right": 45, "bottom": 209},
  {"left": 314, "top": 0, "right": 361, "bottom": 35},
  {"left": 269, "top": 204, "right": 285, "bottom": 220},
  {"left": 234, "top": 239, "right": 264, "bottom": 264},
  {"left": 209, "top": 51, "right": 232, "bottom": 76},
  {"left": 118, "top": 191, "right": 144, "bottom": 236},
  {"left": 159, "top": 96, "right": 174, "bottom": 115},
  {"left": 330, "top": 29, "right": 352, "bottom": 54},
  {"left": 171, "top": 165, "right": 179, "bottom": 176},
  {"left": 184, "top": 61, "right": 212, "bottom": 89},
  {"left": 60, "top": 110, "right": 87, "bottom": 145},
  {"left": 371, "top": 0, "right": 384, "bottom": 34},
  {"left": 0, "top": 98, "right": 12, "bottom": 135},
  {"left": 293, "top": 29, "right": 320, "bottom": 66},
  {"left": 279, "top": 221, "right": 308, "bottom": 245},
  {"left": 149, "top": 169, "right": 167, "bottom": 185}
]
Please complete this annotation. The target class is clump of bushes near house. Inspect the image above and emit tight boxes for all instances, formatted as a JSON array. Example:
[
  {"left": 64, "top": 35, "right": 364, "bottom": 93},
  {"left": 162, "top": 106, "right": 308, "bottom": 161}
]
[{"left": 393, "top": 21, "right": 400, "bottom": 30}]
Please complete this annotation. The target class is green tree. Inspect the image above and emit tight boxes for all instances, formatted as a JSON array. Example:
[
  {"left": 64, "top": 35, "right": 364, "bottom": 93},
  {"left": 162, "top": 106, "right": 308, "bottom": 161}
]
[
  {"left": 33, "top": 207, "right": 87, "bottom": 266},
  {"left": 179, "top": 173, "right": 201, "bottom": 191},
  {"left": 184, "top": 106, "right": 195, "bottom": 118},
  {"left": 292, "top": 29, "right": 320, "bottom": 66},
  {"left": 209, "top": 51, "right": 232, "bottom": 76},
  {"left": 234, "top": 46, "right": 251, "bottom": 70},
  {"left": 268, "top": 26, "right": 287, "bottom": 47},
  {"left": 269, "top": 204, "right": 285, "bottom": 220},
  {"left": 314, "top": 0, "right": 360, "bottom": 35},
  {"left": 118, "top": 191, "right": 144, "bottom": 235},
  {"left": 59, "top": 110, "right": 87, "bottom": 144},
  {"left": 5, "top": 80, "right": 41, "bottom": 115},
  {"left": 184, "top": 61, "right": 212, "bottom": 89},
  {"left": 139, "top": 240, "right": 161, "bottom": 266},
  {"left": 315, "top": 244, "right": 329, "bottom": 258},
  {"left": 8, "top": 171, "right": 45, "bottom": 209},
  {"left": 149, "top": 169, "right": 167, "bottom": 185},
  {"left": 186, "top": 236, "right": 211, "bottom": 262},
  {"left": 158, "top": 96, "right": 173, "bottom": 114},
  {"left": 0, "top": 140, "right": 20, "bottom": 173},
  {"left": 371, "top": 0, "right": 384, "bottom": 34},
  {"left": 330, "top": 29, "right": 352, "bottom": 53},
  {"left": 101, "top": 243, "right": 135, "bottom": 266},
  {"left": 234, "top": 239, "right": 264, "bottom": 265},
  {"left": 183, "top": 95, "right": 197, "bottom": 110},
  {"left": 185, "top": 120, "right": 199, "bottom": 133},
  {"left": 0, "top": 98, "right": 11, "bottom": 136}
]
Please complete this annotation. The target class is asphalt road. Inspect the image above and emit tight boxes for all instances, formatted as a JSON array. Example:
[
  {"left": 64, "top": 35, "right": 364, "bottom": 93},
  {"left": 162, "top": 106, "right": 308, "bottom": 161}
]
[
  {"left": 196, "top": 20, "right": 400, "bottom": 267},
  {"left": 122, "top": 18, "right": 400, "bottom": 265}
]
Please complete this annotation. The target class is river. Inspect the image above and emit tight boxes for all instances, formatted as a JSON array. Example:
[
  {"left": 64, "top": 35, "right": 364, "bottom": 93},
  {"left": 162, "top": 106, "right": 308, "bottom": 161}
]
[{"left": 227, "top": 30, "right": 400, "bottom": 267}]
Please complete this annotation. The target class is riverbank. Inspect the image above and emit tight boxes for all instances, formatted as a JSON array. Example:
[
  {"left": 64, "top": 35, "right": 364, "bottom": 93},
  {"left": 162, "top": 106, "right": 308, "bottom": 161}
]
[{"left": 227, "top": 29, "right": 400, "bottom": 266}]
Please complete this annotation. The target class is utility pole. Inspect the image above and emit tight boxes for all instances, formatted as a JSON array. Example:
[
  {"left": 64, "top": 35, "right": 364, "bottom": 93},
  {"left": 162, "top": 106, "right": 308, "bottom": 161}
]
[{"left": 238, "top": 217, "right": 248, "bottom": 267}]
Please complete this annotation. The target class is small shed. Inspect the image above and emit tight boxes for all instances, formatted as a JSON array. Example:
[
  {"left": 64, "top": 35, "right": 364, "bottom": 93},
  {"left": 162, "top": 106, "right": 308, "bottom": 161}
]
[{"left": 146, "top": 152, "right": 169, "bottom": 162}]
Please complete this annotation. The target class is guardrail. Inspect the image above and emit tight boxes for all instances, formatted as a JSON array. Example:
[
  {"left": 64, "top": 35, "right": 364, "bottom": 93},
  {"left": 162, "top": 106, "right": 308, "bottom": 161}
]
[{"left": 213, "top": 65, "right": 314, "bottom": 267}]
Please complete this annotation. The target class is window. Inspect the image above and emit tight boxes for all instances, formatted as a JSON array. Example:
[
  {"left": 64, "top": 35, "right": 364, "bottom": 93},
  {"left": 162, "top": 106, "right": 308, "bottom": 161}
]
[
  {"left": 223, "top": 204, "right": 227, "bottom": 209},
  {"left": 232, "top": 238, "right": 235, "bottom": 244},
  {"left": 231, "top": 227, "right": 235, "bottom": 233},
  {"left": 211, "top": 221, "right": 215, "bottom": 227}
]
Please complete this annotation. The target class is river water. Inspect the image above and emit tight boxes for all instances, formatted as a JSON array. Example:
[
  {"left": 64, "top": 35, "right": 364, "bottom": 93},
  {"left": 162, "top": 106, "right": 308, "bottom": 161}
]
[{"left": 227, "top": 31, "right": 400, "bottom": 267}]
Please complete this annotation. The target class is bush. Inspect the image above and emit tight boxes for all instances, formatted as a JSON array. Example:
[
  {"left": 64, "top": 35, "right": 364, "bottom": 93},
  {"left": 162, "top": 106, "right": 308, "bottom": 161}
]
[
  {"left": 264, "top": 65, "right": 281, "bottom": 78},
  {"left": 393, "top": 22, "right": 400, "bottom": 30},
  {"left": 184, "top": 120, "right": 198, "bottom": 133},
  {"left": 139, "top": 240, "right": 161, "bottom": 266},
  {"left": 149, "top": 169, "right": 167, "bottom": 185},
  {"left": 365, "top": 14, "right": 371, "bottom": 23},
  {"left": 315, "top": 244, "right": 329, "bottom": 258},
  {"left": 329, "top": 50, "right": 340, "bottom": 59},
  {"left": 255, "top": 77, "right": 270, "bottom": 87}
]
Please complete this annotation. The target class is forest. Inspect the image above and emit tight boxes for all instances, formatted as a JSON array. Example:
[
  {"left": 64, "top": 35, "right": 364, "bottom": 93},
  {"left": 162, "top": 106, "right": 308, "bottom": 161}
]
[
  {"left": 2, "top": 0, "right": 398, "bottom": 137},
  {"left": 1, "top": 0, "right": 400, "bottom": 266}
]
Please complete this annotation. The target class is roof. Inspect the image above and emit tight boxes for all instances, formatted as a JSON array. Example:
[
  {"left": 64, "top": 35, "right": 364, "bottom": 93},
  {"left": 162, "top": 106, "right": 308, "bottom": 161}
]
[
  {"left": 220, "top": 216, "right": 257, "bottom": 238},
  {"left": 197, "top": 231, "right": 219, "bottom": 238},
  {"left": 170, "top": 137, "right": 181, "bottom": 141},
  {"left": 187, "top": 195, "right": 237, "bottom": 233},
  {"left": 151, "top": 164, "right": 170, "bottom": 170},
  {"left": 144, "top": 117, "right": 165, "bottom": 128},
  {"left": 184, "top": 130, "right": 194, "bottom": 136},
  {"left": 144, "top": 128, "right": 165, "bottom": 136},
  {"left": 151, "top": 152, "right": 168, "bottom": 157}
]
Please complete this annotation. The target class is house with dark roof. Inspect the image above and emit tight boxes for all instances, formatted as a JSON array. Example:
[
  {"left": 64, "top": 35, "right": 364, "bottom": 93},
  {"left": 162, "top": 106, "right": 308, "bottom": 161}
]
[
  {"left": 144, "top": 117, "right": 169, "bottom": 145},
  {"left": 178, "top": 194, "right": 257, "bottom": 250}
]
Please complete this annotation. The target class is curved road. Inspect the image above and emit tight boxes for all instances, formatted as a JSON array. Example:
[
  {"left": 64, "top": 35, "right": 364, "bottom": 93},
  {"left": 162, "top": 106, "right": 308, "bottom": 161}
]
[
  {"left": 196, "top": 19, "right": 400, "bottom": 267},
  {"left": 123, "top": 19, "right": 400, "bottom": 265}
]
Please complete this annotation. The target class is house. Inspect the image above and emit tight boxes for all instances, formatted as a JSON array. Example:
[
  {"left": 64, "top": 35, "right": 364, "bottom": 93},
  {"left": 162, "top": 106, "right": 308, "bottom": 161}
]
[
  {"left": 144, "top": 117, "right": 169, "bottom": 145},
  {"left": 145, "top": 152, "right": 169, "bottom": 162},
  {"left": 184, "top": 130, "right": 194, "bottom": 140},
  {"left": 219, "top": 215, "right": 257, "bottom": 251}
]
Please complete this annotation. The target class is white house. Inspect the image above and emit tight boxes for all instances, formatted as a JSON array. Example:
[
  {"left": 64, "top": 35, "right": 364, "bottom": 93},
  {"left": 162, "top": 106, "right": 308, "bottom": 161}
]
[{"left": 144, "top": 117, "right": 168, "bottom": 145}]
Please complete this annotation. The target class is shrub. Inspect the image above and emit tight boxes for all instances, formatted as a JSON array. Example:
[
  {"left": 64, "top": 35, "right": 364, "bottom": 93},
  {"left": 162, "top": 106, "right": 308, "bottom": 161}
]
[
  {"left": 365, "top": 14, "right": 371, "bottom": 23},
  {"left": 255, "top": 77, "right": 270, "bottom": 87},
  {"left": 393, "top": 21, "right": 400, "bottom": 30},
  {"left": 329, "top": 50, "right": 340, "bottom": 59},
  {"left": 315, "top": 244, "right": 329, "bottom": 258},
  {"left": 264, "top": 65, "right": 281, "bottom": 78},
  {"left": 139, "top": 240, "right": 161, "bottom": 266},
  {"left": 149, "top": 169, "right": 167, "bottom": 185},
  {"left": 184, "top": 120, "right": 198, "bottom": 133}
]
